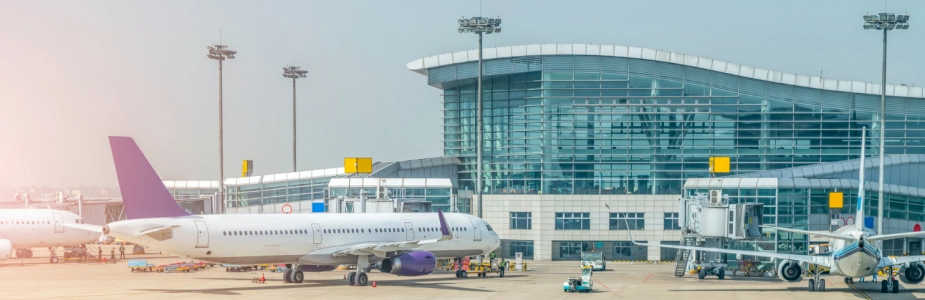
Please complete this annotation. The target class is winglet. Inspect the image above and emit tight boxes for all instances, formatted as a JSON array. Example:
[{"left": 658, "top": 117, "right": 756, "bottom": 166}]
[
  {"left": 437, "top": 209, "right": 453, "bottom": 241},
  {"left": 110, "top": 136, "right": 192, "bottom": 219}
]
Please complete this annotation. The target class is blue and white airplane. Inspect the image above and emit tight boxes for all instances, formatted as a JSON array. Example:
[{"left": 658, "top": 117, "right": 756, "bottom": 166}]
[
  {"left": 639, "top": 131, "right": 925, "bottom": 293},
  {"left": 68, "top": 137, "right": 500, "bottom": 286}
]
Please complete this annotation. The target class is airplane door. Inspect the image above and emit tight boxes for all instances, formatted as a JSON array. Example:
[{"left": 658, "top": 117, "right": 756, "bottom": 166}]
[
  {"left": 311, "top": 223, "right": 322, "bottom": 244},
  {"left": 469, "top": 218, "right": 482, "bottom": 241},
  {"left": 52, "top": 213, "right": 65, "bottom": 233},
  {"left": 404, "top": 222, "right": 414, "bottom": 241},
  {"left": 193, "top": 220, "right": 209, "bottom": 248}
]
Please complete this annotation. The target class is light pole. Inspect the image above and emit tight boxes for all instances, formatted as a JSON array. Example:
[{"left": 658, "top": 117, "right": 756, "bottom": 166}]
[
  {"left": 458, "top": 16, "right": 501, "bottom": 218},
  {"left": 282, "top": 66, "right": 308, "bottom": 172},
  {"left": 863, "top": 12, "right": 909, "bottom": 235},
  {"left": 208, "top": 44, "right": 236, "bottom": 213}
]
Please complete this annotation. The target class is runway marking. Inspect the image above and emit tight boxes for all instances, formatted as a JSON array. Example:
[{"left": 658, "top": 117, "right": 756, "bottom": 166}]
[
  {"left": 846, "top": 283, "right": 872, "bottom": 300},
  {"left": 642, "top": 273, "right": 652, "bottom": 284},
  {"left": 594, "top": 279, "right": 622, "bottom": 298}
]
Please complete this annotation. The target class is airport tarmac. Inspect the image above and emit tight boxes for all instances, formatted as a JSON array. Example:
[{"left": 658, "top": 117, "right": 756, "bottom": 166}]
[{"left": 5, "top": 248, "right": 925, "bottom": 300}]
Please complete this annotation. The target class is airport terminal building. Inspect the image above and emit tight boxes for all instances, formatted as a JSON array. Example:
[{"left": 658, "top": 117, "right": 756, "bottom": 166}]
[{"left": 159, "top": 44, "right": 925, "bottom": 262}]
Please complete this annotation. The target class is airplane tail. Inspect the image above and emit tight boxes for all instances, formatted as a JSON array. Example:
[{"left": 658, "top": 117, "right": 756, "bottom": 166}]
[{"left": 109, "top": 136, "right": 192, "bottom": 219}]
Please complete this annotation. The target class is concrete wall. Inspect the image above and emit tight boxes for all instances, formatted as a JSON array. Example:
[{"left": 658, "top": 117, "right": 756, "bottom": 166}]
[{"left": 482, "top": 194, "right": 682, "bottom": 261}]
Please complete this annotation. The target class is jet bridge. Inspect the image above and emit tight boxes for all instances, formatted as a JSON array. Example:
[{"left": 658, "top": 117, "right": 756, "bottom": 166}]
[{"left": 674, "top": 190, "right": 764, "bottom": 278}]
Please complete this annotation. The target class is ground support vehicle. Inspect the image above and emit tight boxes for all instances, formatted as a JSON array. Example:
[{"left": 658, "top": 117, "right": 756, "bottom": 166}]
[
  {"left": 469, "top": 258, "right": 506, "bottom": 278},
  {"left": 128, "top": 259, "right": 156, "bottom": 272},
  {"left": 564, "top": 266, "right": 594, "bottom": 292}
]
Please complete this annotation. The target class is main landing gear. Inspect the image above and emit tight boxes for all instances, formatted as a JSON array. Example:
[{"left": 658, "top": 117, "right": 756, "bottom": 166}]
[
  {"left": 14, "top": 249, "right": 33, "bottom": 258},
  {"left": 48, "top": 247, "right": 60, "bottom": 263},
  {"left": 283, "top": 264, "right": 305, "bottom": 284},
  {"left": 346, "top": 255, "right": 373, "bottom": 286},
  {"left": 807, "top": 271, "right": 824, "bottom": 292},
  {"left": 881, "top": 268, "right": 899, "bottom": 293}
]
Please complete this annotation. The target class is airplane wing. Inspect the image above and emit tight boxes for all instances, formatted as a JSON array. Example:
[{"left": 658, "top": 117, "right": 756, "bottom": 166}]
[
  {"left": 759, "top": 225, "right": 854, "bottom": 241},
  {"left": 63, "top": 223, "right": 104, "bottom": 233},
  {"left": 868, "top": 232, "right": 925, "bottom": 242},
  {"left": 331, "top": 209, "right": 453, "bottom": 258},
  {"left": 137, "top": 225, "right": 180, "bottom": 237},
  {"left": 878, "top": 255, "right": 925, "bottom": 268},
  {"left": 634, "top": 241, "right": 832, "bottom": 267}
]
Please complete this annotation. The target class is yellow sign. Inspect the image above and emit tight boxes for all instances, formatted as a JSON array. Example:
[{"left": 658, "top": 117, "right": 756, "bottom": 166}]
[
  {"left": 344, "top": 157, "right": 373, "bottom": 174},
  {"left": 709, "top": 156, "right": 730, "bottom": 173},
  {"left": 829, "top": 192, "right": 844, "bottom": 209},
  {"left": 242, "top": 160, "right": 254, "bottom": 177}
]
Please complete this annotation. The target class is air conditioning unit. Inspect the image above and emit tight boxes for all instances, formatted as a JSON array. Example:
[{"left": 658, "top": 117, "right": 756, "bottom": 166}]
[
  {"left": 377, "top": 186, "right": 386, "bottom": 199},
  {"left": 709, "top": 190, "right": 722, "bottom": 205}
]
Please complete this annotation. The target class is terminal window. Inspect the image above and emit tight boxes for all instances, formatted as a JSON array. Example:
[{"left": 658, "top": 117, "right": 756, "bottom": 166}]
[
  {"left": 509, "top": 212, "right": 532, "bottom": 230},
  {"left": 610, "top": 212, "right": 645, "bottom": 230},
  {"left": 663, "top": 212, "right": 680, "bottom": 230},
  {"left": 555, "top": 212, "right": 590, "bottom": 230}
]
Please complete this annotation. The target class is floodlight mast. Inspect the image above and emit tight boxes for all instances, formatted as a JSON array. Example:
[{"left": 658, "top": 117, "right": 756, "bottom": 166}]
[
  {"left": 458, "top": 16, "right": 501, "bottom": 218},
  {"left": 282, "top": 66, "right": 308, "bottom": 173},
  {"left": 862, "top": 12, "right": 909, "bottom": 235},
  {"left": 207, "top": 44, "right": 236, "bottom": 213}
]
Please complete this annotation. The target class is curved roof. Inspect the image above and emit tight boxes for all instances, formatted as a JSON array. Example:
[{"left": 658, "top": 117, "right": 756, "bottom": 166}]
[{"left": 407, "top": 44, "right": 924, "bottom": 99}]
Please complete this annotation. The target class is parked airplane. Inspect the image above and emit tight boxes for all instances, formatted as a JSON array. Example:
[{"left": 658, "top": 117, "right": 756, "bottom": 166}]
[
  {"left": 637, "top": 130, "right": 925, "bottom": 293},
  {"left": 0, "top": 208, "right": 99, "bottom": 263},
  {"left": 67, "top": 136, "right": 501, "bottom": 286}
]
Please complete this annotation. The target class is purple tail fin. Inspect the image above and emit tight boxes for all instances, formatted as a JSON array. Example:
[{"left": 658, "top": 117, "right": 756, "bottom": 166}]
[{"left": 109, "top": 136, "right": 192, "bottom": 219}]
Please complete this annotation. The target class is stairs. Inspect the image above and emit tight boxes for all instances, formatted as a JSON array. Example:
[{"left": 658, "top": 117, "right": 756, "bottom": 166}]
[{"left": 674, "top": 236, "right": 696, "bottom": 277}]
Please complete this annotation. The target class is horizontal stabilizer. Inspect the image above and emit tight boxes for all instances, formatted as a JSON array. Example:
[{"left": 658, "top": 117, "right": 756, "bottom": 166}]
[
  {"left": 868, "top": 231, "right": 925, "bottom": 242},
  {"left": 63, "top": 224, "right": 104, "bottom": 233},
  {"left": 759, "top": 225, "right": 854, "bottom": 241}
]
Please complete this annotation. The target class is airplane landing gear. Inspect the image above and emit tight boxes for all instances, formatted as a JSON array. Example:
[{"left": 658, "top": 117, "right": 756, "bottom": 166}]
[
  {"left": 283, "top": 269, "right": 292, "bottom": 283},
  {"left": 346, "top": 255, "right": 371, "bottom": 286},
  {"left": 49, "top": 247, "right": 59, "bottom": 264},
  {"left": 347, "top": 272, "right": 356, "bottom": 286},
  {"left": 15, "top": 249, "right": 32, "bottom": 258},
  {"left": 882, "top": 267, "right": 899, "bottom": 293}
]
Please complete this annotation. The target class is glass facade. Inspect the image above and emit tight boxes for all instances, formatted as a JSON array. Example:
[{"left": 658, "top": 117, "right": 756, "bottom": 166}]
[
  {"left": 433, "top": 55, "right": 925, "bottom": 195},
  {"left": 226, "top": 177, "right": 332, "bottom": 207}
]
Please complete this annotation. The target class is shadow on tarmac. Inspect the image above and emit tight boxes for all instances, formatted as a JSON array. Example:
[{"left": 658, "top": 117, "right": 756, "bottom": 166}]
[{"left": 135, "top": 275, "right": 530, "bottom": 295}]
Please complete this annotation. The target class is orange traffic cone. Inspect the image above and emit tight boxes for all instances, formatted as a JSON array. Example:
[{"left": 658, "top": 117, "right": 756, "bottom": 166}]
[{"left": 371, "top": 281, "right": 377, "bottom": 288}]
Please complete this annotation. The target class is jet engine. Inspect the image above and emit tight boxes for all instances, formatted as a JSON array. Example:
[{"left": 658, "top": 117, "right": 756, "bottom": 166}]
[
  {"left": 777, "top": 260, "right": 803, "bottom": 282},
  {"left": 900, "top": 262, "right": 925, "bottom": 284},
  {"left": 379, "top": 251, "right": 436, "bottom": 276},
  {"left": 0, "top": 239, "right": 11, "bottom": 261}
]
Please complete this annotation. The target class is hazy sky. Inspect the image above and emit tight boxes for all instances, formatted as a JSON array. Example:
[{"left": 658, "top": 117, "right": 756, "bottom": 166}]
[{"left": 1, "top": 0, "right": 923, "bottom": 187}]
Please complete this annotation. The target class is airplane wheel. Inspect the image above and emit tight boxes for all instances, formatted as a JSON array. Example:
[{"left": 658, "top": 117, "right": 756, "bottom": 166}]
[
  {"left": 808, "top": 279, "right": 815, "bottom": 292},
  {"left": 881, "top": 280, "right": 888, "bottom": 293},
  {"left": 347, "top": 272, "right": 356, "bottom": 286},
  {"left": 283, "top": 269, "right": 292, "bottom": 283},
  {"left": 460, "top": 270, "right": 468, "bottom": 278},
  {"left": 25, "top": 250, "right": 33, "bottom": 258},
  {"left": 51, "top": 257, "right": 59, "bottom": 263},
  {"left": 697, "top": 268, "right": 706, "bottom": 280},
  {"left": 818, "top": 279, "right": 825, "bottom": 292},
  {"left": 843, "top": 278, "right": 848, "bottom": 284},
  {"left": 291, "top": 270, "right": 304, "bottom": 283},
  {"left": 356, "top": 272, "right": 368, "bottom": 286},
  {"left": 455, "top": 270, "right": 461, "bottom": 278},
  {"left": 717, "top": 268, "right": 725, "bottom": 280},
  {"left": 892, "top": 279, "right": 899, "bottom": 293},
  {"left": 15, "top": 250, "right": 22, "bottom": 258}
]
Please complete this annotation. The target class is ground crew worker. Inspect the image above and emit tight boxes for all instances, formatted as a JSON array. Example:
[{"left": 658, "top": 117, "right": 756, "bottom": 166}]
[
  {"left": 110, "top": 248, "right": 115, "bottom": 261},
  {"left": 97, "top": 248, "right": 102, "bottom": 261},
  {"left": 489, "top": 251, "right": 496, "bottom": 261},
  {"left": 119, "top": 244, "right": 126, "bottom": 259}
]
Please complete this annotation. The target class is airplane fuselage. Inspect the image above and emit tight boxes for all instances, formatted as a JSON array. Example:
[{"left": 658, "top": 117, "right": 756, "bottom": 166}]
[
  {"left": 107, "top": 212, "right": 500, "bottom": 265},
  {"left": 0, "top": 209, "right": 98, "bottom": 248},
  {"left": 825, "top": 226, "right": 882, "bottom": 278}
]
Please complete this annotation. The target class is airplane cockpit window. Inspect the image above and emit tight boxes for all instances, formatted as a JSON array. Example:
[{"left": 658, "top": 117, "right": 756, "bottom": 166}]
[{"left": 486, "top": 225, "right": 493, "bottom": 232}]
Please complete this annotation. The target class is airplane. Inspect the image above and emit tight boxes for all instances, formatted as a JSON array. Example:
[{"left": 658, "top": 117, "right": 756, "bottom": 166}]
[
  {"left": 636, "top": 129, "right": 925, "bottom": 293},
  {"left": 0, "top": 208, "right": 99, "bottom": 263},
  {"left": 67, "top": 136, "right": 501, "bottom": 286}
]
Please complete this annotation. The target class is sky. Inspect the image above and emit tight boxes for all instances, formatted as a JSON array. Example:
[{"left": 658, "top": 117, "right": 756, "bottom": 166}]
[{"left": 0, "top": 0, "right": 923, "bottom": 188}]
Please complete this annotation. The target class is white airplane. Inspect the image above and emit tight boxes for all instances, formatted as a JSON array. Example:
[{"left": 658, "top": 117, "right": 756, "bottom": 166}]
[
  {"left": 0, "top": 208, "right": 99, "bottom": 263},
  {"left": 68, "top": 136, "right": 501, "bottom": 286},
  {"left": 638, "top": 130, "right": 925, "bottom": 293}
]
